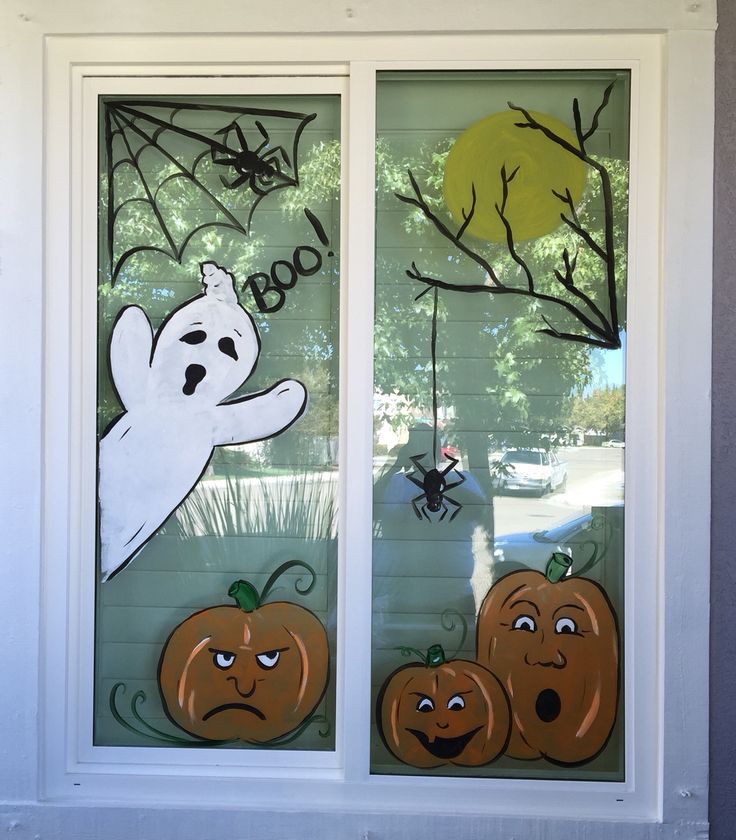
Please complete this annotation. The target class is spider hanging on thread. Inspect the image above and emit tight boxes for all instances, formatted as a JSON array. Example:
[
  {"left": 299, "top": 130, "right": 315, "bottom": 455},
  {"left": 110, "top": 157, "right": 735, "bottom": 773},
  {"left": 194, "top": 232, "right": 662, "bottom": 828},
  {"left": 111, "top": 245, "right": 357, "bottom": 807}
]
[{"left": 405, "top": 286, "right": 466, "bottom": 522}]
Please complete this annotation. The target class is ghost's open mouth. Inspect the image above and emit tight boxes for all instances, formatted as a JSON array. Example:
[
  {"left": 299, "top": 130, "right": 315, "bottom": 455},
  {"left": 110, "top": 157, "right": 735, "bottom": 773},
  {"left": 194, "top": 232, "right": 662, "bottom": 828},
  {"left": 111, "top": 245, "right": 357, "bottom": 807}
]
[
  {"left": 406, "top": 726, "right": 482, "bottom": 759},
  {"left": 183, "top": 364, "right": 206, "bottom": 395}
]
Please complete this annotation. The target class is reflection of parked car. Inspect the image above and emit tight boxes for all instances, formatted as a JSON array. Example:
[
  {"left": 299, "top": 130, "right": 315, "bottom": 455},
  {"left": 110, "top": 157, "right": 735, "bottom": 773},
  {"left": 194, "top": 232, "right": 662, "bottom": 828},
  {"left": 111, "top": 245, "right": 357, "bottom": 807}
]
[
  {"left": 602, "top": 438, "right": 625, "bottom": 448},
  {"left": 440, "top": 440, "right": 461, "bottom": 462},
  {"left": 493, "top": 507, "right": 618, "bottom": 574},
  {"left": 491, "top": 448, "right": 567, "bottom": 496}
]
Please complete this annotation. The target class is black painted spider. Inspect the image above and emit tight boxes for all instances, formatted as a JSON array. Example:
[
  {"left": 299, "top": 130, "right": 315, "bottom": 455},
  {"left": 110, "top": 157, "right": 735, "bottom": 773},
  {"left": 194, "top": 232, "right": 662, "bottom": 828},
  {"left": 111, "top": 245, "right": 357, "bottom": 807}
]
[
  {"left": 212, "top": 120, "right": 292, "bottom": 194},
  {"left": 406, "top": 453, "right": 466, "bottom": 522}
]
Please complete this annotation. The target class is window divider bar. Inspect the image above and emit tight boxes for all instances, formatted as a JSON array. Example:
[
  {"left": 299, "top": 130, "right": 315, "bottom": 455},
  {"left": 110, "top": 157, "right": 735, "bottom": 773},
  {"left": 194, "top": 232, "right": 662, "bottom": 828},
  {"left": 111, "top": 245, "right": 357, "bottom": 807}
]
[{"left": 340, "top": 61, "right": 377, "bottom": 783}]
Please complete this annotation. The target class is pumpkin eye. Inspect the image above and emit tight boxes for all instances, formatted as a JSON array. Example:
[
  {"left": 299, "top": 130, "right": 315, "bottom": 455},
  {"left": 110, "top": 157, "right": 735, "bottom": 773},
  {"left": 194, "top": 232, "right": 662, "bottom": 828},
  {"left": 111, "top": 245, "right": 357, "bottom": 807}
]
[
  {"left": 256, "top": 650, "right": 281, "bottom": 670},
  {"left": 512, "top": 614, "right": 537, "bottom": 632},
  {"left": 555, "top": 617, "right": 578, "bottom": 634},
  {"left": 213, "top": 650, "right": 236, "bottom": 670},
  {"left": 416, "top": 696, "right": 435, "bottom": 713},
  {"left": 447, "top": 694, "right": 465, "bottom": 711}
]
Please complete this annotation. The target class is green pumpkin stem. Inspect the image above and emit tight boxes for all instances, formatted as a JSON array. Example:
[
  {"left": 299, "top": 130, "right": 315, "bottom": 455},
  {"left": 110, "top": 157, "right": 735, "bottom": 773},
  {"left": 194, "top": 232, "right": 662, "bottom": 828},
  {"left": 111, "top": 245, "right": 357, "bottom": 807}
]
[
  {"left": 395, "top": 644, "right": 447, "bottom": 667},
  {"left": 228, "top": 579, "right": 260, "bottom": 612},
  {"left": 425, "top": 644, "right": 446, "bottom": 667},
  {"left": 228, "top": 561, "right": 317, "bottom": 612},
  {"left": 546, "top": 552, "right": 573, "bottom": 583}
]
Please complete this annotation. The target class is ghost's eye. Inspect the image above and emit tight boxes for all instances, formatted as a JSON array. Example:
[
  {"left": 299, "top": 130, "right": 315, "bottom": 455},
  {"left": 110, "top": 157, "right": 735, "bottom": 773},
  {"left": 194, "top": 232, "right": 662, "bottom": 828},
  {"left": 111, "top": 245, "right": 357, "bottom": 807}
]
[
  {"left": 447, "top": 694, "right": 465, "bottom": 711},
  {"left": 212, "top": 650, "right": 235, "bottom": 670},
  {"left": 555, "top": 617, "right": 578, "bottom": 635},
  {"left": 256, "top": 650, "right": 281, "bottom": 670},
  {"left": 512, "top": 614, "right": 537, "bottom": 632},
  {"left": 218, "top": 336, "right": 238, "bottom": 361},
  {"left": 180, "top": 330, "right": 207, "bottom": 345},
  {"left": 416, "top": 696, "right": 434, "bottom": 713}
]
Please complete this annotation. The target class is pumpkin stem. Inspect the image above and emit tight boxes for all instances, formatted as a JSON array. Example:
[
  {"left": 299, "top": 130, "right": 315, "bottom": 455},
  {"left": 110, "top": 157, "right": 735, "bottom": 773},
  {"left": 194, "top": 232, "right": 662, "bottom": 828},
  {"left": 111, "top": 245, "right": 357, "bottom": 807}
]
[
  {"left": 546, "top": 552, "right": 573, "bottom": 583},
  {"left": 228, "top": 579, "right": 261, "bottom": 612},
  {"left": 425, "top": 644, "right": 447, "bottom": 668},
  {"left": 259, "top": 560, "right": 317, "bottom": 603}
]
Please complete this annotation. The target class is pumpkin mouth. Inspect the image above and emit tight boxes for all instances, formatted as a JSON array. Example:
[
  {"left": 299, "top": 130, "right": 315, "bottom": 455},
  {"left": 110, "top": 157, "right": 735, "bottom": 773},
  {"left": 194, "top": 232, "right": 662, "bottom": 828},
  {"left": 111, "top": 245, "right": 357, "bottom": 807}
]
[
  {"left": 406, "top": 726, "right": 483, "bottom": 759},
  {"left": 535, "top": 688, "right": 561, "bottom": 722},
  {"left": 202, "top": 702, "right": 266, "bottom": 721}
]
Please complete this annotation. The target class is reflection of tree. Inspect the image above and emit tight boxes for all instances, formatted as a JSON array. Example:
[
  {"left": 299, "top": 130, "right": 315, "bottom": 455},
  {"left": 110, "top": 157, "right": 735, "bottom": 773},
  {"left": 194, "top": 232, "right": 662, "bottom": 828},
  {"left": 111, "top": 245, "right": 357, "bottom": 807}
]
[
  {"left": 395, "top": 84, "right": 626, "bottom": 350},
  {"left": 367, "top": 85, "right": 629, "bottom": 579},
  {"left": 567, "top": 385, "right": 625, "bottom": 438}
]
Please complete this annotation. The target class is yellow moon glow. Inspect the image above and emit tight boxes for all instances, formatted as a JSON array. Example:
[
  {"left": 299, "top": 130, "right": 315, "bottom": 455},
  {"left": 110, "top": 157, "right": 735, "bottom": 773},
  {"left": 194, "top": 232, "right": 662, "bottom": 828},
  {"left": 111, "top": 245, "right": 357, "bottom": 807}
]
[{"left": 443, "top": 110, "right": 587, "bottom": 243}]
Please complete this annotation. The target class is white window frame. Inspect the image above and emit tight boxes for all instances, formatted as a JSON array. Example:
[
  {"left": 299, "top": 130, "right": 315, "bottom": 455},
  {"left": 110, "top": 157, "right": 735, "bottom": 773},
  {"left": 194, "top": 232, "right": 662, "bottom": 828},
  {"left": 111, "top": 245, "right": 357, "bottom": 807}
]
[{"left": 41, "top": 32, "right": 711, "bottom": 837}]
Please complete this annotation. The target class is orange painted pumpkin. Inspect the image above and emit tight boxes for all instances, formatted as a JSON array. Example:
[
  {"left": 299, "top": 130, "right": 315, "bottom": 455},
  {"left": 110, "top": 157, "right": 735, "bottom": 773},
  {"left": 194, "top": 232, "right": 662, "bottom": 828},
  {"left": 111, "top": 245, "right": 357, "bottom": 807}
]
[
  {"left": 158, "top": 566, "right": 329, "bottom": 743},
  {"left": 377, "top": 644, "right": 510, "bottom": 768},
  {"left": 476, "top": 553, "right": 619, "bottom": 764}
]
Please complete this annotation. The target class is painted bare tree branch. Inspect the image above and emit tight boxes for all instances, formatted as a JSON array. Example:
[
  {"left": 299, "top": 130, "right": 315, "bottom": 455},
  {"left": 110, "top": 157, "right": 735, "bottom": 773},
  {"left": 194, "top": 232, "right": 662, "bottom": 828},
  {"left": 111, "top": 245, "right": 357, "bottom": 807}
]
[{"left": 395, "top": 83, "right": 622, "bottom": 350}]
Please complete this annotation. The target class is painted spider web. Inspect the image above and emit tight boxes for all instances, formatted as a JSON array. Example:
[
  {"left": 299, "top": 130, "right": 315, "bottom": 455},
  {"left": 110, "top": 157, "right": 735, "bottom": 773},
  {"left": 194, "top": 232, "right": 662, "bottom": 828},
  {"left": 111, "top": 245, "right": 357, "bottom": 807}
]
[{"left": 104, "top": 99, "right": 316, "bottom": 285}]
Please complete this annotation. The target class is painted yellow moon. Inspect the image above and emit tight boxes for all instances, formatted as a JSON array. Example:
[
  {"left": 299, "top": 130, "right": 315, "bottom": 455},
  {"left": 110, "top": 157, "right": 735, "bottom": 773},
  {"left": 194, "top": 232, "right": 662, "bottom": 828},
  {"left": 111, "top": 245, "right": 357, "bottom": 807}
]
[{"left": 443, "top": 110, "right": 587, "bottom": 243}]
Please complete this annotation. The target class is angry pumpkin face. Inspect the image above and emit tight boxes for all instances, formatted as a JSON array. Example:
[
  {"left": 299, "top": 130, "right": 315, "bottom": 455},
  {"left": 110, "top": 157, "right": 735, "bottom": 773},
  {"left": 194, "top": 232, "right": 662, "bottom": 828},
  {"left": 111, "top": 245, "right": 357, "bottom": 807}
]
[
  {"left": 476, "top": 555, "right": 619, "bottom": 764},
  {"left": 377, "top": 645, "right": 510, "bottom": 769},
  {"left": 158, "top": 578, "right": 329, "bottom": 743}
]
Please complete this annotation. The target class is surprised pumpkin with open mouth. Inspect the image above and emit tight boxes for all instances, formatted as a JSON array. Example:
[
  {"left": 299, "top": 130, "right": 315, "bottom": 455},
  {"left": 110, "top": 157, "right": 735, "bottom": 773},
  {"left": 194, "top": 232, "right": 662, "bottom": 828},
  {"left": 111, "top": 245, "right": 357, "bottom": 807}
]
[{"left": 476, "top": 552, "right": 620, "bottom": 765}]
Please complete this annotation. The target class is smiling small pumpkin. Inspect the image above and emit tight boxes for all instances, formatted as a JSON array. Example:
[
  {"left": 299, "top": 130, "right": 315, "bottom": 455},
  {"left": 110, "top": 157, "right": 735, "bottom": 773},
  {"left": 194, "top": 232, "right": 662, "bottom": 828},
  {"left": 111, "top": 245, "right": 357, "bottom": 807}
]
[
  {"left": 377, "top": 644, "right": 510, "bottom": 769},
  {"left": 476, "top": 553, "right": 619, "bottom": 765},
  {"left": 158, "top": 563, "right": 329, "bottom": 744}
]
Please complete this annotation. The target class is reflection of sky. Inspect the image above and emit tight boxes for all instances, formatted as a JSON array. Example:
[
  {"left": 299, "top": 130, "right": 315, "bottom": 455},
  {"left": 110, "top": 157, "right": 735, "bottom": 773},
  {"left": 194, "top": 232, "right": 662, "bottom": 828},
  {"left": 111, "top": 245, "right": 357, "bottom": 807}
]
[{"left": 588, "top": 331, "right": 626, "bottom": 391}]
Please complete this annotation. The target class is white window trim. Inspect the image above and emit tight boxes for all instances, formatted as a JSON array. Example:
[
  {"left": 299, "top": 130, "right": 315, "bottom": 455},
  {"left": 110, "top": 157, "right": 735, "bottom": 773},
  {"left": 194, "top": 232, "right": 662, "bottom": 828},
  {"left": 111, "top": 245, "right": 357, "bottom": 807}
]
[{"left": 40, "top": 31, "right": 712, "bottom": 838}]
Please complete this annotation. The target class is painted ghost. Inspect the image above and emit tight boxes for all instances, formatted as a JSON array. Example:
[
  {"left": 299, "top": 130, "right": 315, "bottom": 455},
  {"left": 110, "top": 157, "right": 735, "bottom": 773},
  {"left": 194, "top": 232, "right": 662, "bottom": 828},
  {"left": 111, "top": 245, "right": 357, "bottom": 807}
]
[{"left": 98, "top": 262, "right": 307, "bottom": 581}]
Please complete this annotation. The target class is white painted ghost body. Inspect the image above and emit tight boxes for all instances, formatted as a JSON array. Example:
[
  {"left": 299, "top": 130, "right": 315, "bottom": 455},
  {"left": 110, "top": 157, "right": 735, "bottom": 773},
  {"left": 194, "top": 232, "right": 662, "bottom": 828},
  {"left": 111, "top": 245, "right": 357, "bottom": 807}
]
[{"left": 99, "top": 263, "right": 307, "bottom": 581}]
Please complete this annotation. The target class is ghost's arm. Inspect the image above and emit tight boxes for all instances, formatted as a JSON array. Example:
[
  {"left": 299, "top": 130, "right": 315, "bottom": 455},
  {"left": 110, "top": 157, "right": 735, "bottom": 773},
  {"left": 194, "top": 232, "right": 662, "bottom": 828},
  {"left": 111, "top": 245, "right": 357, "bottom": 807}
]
[
  {"left": 109, "top": 306, "right": 153, "bottom": 409},
  {"left": 213, "top": 379, "right": 308, "bottom": 446}
]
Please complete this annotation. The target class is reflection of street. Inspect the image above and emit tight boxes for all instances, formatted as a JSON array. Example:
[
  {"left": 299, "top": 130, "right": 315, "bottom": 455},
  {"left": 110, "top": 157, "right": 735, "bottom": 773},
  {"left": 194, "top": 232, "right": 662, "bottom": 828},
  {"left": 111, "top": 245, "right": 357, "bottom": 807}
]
[{"left": 494, "top": 447, "right": 624, "bottom": 537}]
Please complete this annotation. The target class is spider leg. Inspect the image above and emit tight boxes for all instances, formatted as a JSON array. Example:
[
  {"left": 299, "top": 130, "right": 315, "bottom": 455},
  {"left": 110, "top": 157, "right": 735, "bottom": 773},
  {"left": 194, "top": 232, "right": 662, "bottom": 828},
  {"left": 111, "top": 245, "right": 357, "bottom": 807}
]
[
  {"left": 443, "top": 471, "right": 466, "bottom": 491},
  {"left": 221, "top": 173, "right": 248, "bottom": 189},
  {"left": 410, "top": 494, "right": 425, "bottom": 521},
  {"left": 265, "top": 144, "right": 292, "bottom": 168},
  {"left": 408, "top": 454, "right": 430, "bottom": 476},
  {"left": 420, "top": 503, "right": 432, "bottom": 523},
  {"left": 438, "top": 500, "right": 449, "bottom": 522},
  {"left": 255, "top": 120, "right": 269, "bottom": 141},
  {"left": 260, "top": 152, "right": 288, "bottom": 182},
  {"left": 406, "top": 474, "right": 425, "bottom": 490},
  {"left": 212, "top": 155, "right": 237, "bottom": 166},
  {"left": 444, "top": 495, "right": 463, "bottom": 522},
  {"left": 439, "top": 456, "right": 459, "bottom": 476},
  {"left": 248, "top": 174, "right": 271, "bottom": 196},
  {"left": 253, "top": 138, "right": 269, "bottom": 155},
  {"left": 234, "top": 121, "right": 249, "bottom": 152}
]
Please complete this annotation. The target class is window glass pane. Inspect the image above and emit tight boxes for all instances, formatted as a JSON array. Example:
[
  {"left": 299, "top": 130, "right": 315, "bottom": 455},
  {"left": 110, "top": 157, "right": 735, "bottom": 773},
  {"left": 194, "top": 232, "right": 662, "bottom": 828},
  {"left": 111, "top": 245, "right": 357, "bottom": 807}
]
[
  {"left": 372, "top": 71, "right": 628, "bottom": 779},
  {"left": 95, "top": 94, "right": 340, "bottom": 750}
]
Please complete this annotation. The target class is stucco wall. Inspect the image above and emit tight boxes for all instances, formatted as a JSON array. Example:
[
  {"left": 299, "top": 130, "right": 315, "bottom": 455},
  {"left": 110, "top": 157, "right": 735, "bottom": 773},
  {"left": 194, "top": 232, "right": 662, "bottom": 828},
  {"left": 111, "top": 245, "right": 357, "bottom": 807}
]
[{"left": 711, "top": 3, "right": 736, "bottom": 838}]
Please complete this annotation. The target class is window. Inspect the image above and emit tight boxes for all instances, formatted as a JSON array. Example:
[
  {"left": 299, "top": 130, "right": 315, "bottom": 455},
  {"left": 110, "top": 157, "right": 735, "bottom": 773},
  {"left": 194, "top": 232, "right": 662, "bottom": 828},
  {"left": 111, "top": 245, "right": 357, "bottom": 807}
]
[
  {"left": 95, "top": 91, "right": 341, "bottom": 751},
  {"left": 371, "top": 69, "right": 626, "bottom": 781},
  {"left": 41, "top": 31, "right": 706, "bottom": 834}
]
